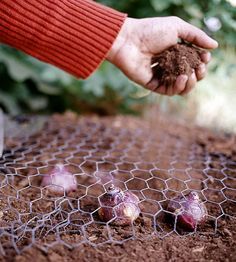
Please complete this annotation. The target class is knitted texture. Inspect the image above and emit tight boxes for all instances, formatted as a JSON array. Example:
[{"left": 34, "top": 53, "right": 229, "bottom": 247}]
[{"left": 0, "top": 0, "right": 127, "bottom": 78}]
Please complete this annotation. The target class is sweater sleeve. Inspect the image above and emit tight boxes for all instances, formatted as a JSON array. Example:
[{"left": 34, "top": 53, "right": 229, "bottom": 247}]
[{"left": 0, "top": 0, "right": 127, "bottom": 78}]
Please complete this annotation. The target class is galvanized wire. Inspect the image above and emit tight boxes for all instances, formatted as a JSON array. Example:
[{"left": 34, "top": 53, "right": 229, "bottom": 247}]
[{"left": 0, "top": 114, "right": 235, "bottom": 255}]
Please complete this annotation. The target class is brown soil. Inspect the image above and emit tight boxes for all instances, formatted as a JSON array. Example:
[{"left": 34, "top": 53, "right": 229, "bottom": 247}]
[
  {"left": 151, "top": 42, "right": 202, "bottom": 87},
  {"left": 0, "top": 112, "right": 235, "bottom": 262}
]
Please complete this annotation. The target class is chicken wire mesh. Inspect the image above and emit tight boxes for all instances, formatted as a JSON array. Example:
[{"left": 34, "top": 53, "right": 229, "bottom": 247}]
[{"left": 0, "top": 112, "right": 235, "bottom": 256}]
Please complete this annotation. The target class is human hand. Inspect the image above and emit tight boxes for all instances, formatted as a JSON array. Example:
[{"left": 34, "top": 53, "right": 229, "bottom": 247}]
[{"left": 106, "top": 17, "right": 218, "bottom": 96}]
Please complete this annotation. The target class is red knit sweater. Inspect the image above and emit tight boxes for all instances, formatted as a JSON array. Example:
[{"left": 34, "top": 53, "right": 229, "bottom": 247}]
[{"left": 0, "top": 0, "right": 126, "bottom": 78}]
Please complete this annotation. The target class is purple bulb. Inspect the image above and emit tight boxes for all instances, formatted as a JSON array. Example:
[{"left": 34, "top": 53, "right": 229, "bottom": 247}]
[
  {"left": 98, "top": 185, "right": 140, "bottom": 226},
  {"left": 41, "top": 164, "right": 77, "bottom": 193},
  {"left": 167, "top": 191, "right": 207, "bottom": 231}
]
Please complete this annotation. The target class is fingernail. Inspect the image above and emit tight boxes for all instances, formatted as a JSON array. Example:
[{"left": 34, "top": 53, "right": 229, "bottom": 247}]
[
  {"left": 180, "top": 75, "right": 188, "bottom": 84},
  {"left": 206, "top": 52, "right": 211, "bottom": 62},
  {"left": 213, "top": 39, "right": 219, "bottom": 47},
  {"left": 147, "top": 79, "right": 159, "bottom": 91},
  {"left": 181, "top": 75, "right": 188, "bottom": 83},
  {"left": 199, "top": 64, "right": 205, "bottom": 71}
]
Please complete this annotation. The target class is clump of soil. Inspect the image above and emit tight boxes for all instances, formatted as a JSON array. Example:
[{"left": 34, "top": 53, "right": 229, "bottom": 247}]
[{"left": 151, "top": 42, "right": 202, "bottom": 87}]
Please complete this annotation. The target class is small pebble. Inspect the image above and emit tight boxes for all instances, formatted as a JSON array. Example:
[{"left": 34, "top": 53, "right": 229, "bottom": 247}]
[
  {"left": 223, "top": 228, "right": 232, "bottom": 237},
  {"left": 208, "top": 176, "right": 214, "bottom": 184},
  {"left": 88, "top": 235, "right": 98, "bottom": 242},
  {"left": 192, "top": 246, "right": 204, "bottom": 253}
]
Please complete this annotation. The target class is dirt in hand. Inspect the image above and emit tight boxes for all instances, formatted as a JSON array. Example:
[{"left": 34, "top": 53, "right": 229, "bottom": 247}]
[{"left": 151, "top": 42, "right": 202, "bottom": 87}]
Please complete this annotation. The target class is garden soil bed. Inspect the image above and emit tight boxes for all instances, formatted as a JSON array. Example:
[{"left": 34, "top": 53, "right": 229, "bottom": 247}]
[{"left": 0, "top": 112, "right": 235, "bottom": 262}]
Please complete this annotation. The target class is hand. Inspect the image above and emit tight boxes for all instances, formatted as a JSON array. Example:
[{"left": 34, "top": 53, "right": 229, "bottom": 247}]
[{"left": 106, "top": 17, "right": 218, "bottom": 96}]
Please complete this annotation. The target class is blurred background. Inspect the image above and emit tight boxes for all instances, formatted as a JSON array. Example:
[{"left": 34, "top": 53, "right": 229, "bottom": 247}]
[{"left": 0, "top": 0, "right": 235, "bottom": 132}]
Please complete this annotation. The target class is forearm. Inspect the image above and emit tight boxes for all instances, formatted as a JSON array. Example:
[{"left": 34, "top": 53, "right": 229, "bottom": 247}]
[{"left": 0, "top": 0, "right": 126, "bottom": 78}]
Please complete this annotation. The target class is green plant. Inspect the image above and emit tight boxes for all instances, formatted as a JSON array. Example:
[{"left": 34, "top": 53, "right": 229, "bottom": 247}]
[
  {"left": 98, "top": 0, "right": 236, "bottom": 47},
  {"left": 0, "top": 45, "right": 146, "bottom": 115}
]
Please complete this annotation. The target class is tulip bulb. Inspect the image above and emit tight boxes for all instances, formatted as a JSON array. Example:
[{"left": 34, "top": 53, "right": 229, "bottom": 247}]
[
  {"left": 98, "top": 185, "right": 140, "bottom": 226},
  {"left": 41, "top": 164, "right": 77, "bottom": 193},
  {"left": 167, "top": 191, "right": 207, "bottom": 231}
]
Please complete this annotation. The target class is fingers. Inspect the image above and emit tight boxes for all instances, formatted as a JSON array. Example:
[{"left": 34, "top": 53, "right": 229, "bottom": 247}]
[
  {"left": 195, "top": 64, "right": 206, "bottom": 81},
  {"left": 150, "top": 73, "right": 197, "bottom": 96},
  {"left": 146, "top": 78, "right": 159, "bottom": 92},
  {"left": 173, "top": 75, "right": 188, "bottom": 94},
  {"left": 147, "top": 75, "right": 188, "bottom": 96},
  {"left": 177, "top": 19, "right": 218, "bottom": 49},
  {"left": 147, "top": 65, "right": 206, "bottom": 96},
  {"left": 196, "top": 50, "right": 210, "bottom": 81},
  {"left": 200, "top": 51, "right": 211, "bottom": 64},
  {"left": 180, "top": 72, "right": 197, "bottom": 96}
]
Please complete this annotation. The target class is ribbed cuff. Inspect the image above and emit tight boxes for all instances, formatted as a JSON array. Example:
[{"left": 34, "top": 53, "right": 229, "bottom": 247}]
[{"left": 0, "top": 0, "right": 127, "bottom": 78}]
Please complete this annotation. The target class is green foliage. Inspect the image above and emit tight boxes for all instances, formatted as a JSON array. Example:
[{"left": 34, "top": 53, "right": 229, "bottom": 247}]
[
  {"left": 99, "top": 0, "right": 236, "bottom": 46},
  {"left": 0, "top": 0, "right": 235, "bottom": 115},
  {"left": 0, "top": 45, "right": 145, "bottom": 115}
]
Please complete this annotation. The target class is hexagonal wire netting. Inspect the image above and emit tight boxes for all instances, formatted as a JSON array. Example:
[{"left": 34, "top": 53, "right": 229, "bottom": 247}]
[{"left": 0, "top": 113, "right": 235, "bottom": 255}]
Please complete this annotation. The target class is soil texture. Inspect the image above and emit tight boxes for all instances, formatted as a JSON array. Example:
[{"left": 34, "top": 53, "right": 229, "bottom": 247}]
[
  {"left": 0, "top": 112, "right": 235, "bottom": 262},
  {"left": 151, "top": 42, "right": 202, "bottom": 87}
]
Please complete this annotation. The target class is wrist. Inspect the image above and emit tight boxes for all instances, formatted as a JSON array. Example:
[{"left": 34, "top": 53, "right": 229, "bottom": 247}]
[{"left": 106, "top": 17, "right": 131, "bottom": 64}]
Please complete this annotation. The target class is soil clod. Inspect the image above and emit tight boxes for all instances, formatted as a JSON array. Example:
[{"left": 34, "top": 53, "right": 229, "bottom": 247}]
[{"left": 151, "top": 42, "right": 202, "bottom": 87}]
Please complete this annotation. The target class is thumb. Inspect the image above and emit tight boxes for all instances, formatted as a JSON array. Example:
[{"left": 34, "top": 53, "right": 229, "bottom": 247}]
[{"left": 178, "top": 20, "right": 218, "bottom": 49}]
